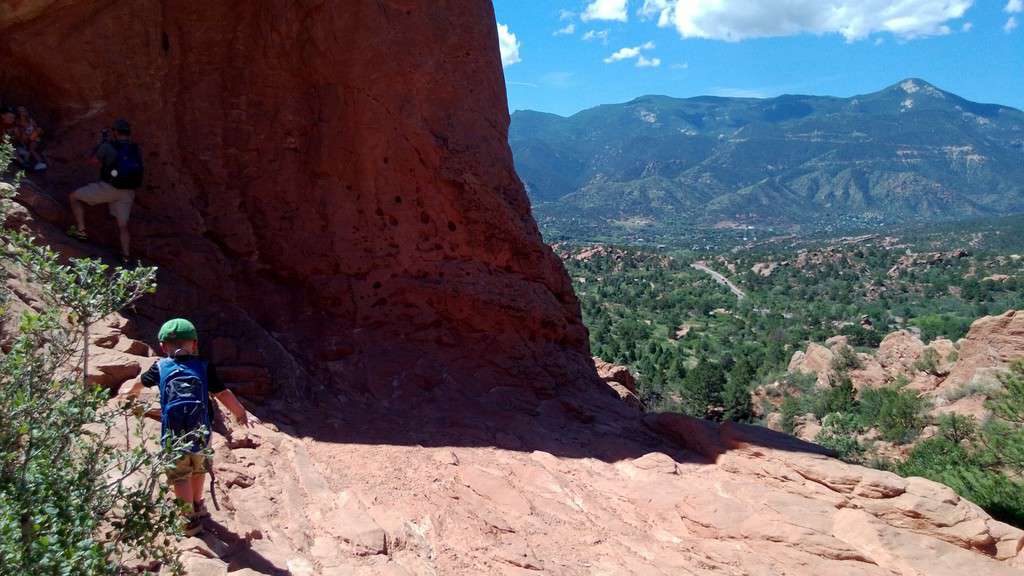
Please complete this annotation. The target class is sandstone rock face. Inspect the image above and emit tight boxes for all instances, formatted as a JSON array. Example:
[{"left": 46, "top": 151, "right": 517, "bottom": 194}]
[
  {"left": 942, "top": 310, "right": 1024, "bottom": 392},
  {"left": 788, "top": 342, "right": 835, "bottom": 387},
  {"left": 593, "top": 357, "right": 644, "bottom": 410},
  {"left": 877, "top": 330, "right": 926, "bottom": 374},
  {"left": 0, "top": 0, "right": 593, "bottom": 398}
]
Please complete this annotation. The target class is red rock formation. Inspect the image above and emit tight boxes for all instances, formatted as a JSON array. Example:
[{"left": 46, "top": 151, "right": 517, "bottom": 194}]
[
  {"left": 942, "top": 310, "right": 1024, "bottom": 392},
  {"left": 0, "top": 1, "right": 593, "bottom": 397}
]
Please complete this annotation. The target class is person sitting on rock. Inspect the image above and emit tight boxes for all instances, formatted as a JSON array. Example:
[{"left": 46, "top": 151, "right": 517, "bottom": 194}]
[
  {"left": 14, "top": 106, "right": 47, "bottom": 171},
  {"left": 125, "top": 318, "right": 259, "bottom": 536},
  {"left": 68, "top": 118, "right": 143, "bottom": 263}
]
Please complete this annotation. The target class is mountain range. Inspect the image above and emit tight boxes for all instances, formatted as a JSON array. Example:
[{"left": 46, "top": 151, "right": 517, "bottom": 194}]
[{"left": 509, "top": 79, "right": 1024, "bottom": 230}]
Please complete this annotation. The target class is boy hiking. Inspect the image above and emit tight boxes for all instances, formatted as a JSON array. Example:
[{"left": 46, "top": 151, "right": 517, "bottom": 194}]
[
  {"left": 68, "top": 118, "right": 143, "bottom": 264},
  {"left": 127, "top": 318, "right": 258, "bottom": 536}
]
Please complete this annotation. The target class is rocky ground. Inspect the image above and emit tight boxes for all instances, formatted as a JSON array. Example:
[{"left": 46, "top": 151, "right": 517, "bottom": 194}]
[{"left": 76, "top": 320, "right": 1019, "bottom": 576}]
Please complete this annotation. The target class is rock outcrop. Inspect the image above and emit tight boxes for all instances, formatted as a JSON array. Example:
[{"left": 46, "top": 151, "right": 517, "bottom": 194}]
[
  {"left": 594, "top": 356, "right": 643, "bottom": 410},
  {"left": 0, "top": 0, "right": 593, "bottom": 399},
  {"left": 942, "top": 310, "right": 1024, "bottom": 392}
]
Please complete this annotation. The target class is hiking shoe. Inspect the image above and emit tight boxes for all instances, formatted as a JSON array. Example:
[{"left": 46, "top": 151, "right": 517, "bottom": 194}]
[
  {"left": 193, "top": 500, "right": 211, "bottom": 519},
  {"left": 183, "top": 518, "right": 203, "bottom": 537},
  {"left": 33, "top": 162, "right": 47, "bottom": 171},
  {"left": 67, "top": 226, "right": 88, "bottom": 241}
]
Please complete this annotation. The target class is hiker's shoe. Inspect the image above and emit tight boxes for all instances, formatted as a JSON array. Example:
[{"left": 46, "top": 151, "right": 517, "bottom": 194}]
[
  {"left": 33, "top": 162, "right": 47, "bottom": 171},
  {"left": 193, "top": 500, "right": 211, "bottom": 519},
  {"left": 183, "top": 518, "right": 203, "bottom": 537},
  {"left": 67, "top": 226, "right": 88, "bottom": 241}
]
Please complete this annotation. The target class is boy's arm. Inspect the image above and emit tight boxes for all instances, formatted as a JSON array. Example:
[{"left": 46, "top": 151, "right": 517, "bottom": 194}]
[{"left": 214, "top": 389, "right": 260, "bottom": 428}]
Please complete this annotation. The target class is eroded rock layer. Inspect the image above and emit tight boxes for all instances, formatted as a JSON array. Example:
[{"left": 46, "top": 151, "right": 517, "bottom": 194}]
[{"left": 0, "top": 0, "right": 591, "bottom": 395}]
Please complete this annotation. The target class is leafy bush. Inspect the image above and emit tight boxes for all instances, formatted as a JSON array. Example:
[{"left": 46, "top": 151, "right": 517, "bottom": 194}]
[
  {"left": 816, "top": 413, "right": 864, "bottom": 460},
  {"left": 0, "top": 138, "right": 184, "bottom": 574},
  {"left": 899, "top": 438, "right": 1024, "bottom": 527},
  {"left": 811, "top": 374, "right": 858, "bottom": 420},
  {"left": 831, "top": 345, "right": 862, "bottom": 373},
  {"left": 937, "top": 413, "right": 977, "bottom": 444},
  {"left": 913, "top": 347, "right": 941, "bottom": 375},
  {"left": 858, "top": 385, "right": 928, "bottom": 443}
]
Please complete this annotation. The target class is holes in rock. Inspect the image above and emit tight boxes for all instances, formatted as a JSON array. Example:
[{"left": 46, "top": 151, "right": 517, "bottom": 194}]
[
  {"left": 383, "top": 156, "right": 390, "bottom": 165},
  {"left": 394, "top": 195, "right": 403, "bottom": 204},
  {"left": 447, "top": 222, "right": 457, "bottom": 232},
  {"left": 372, "top": 281, "right": 382, "bottom": 290},
  {"left": 420, "top": 212, "right": 430, "bottom": 224},
  {"left": 161, "top": 31, "right": 170, "bottom": 53},
  {"left": 388, "top": 215, "right": 399, "bottom": 226},
  {"left": 375, "top": 208, "right": 384, "bottom": 217}
]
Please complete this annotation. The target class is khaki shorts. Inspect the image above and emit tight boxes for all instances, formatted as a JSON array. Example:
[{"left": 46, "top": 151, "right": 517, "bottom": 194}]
[
  {"left": 165, "top": 452, "right": 210, "bottom": 484},
  {"left": 72, "top": 181, "right": 135, "bottom": 226}
]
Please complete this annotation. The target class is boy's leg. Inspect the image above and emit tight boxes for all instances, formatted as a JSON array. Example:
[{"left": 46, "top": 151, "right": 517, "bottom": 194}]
[
  {"left": 171, "top": 478, "right": 194, "bottom": 506},
  {"left": 190, "top": 472, "right": 206, "bottom": 510}
]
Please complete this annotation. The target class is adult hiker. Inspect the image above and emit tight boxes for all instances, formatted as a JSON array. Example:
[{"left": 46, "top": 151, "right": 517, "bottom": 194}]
[
  {"left": 68, "top": 118, "right": 143, "bottom": 263},
  {"left": 125, "top": 318, "right": 259, "bottom": 536}
]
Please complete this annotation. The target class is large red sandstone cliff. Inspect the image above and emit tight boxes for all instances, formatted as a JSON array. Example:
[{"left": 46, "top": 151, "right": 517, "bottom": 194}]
[{"left": 0, "top": 0, "right": 592, "bottom": 398}]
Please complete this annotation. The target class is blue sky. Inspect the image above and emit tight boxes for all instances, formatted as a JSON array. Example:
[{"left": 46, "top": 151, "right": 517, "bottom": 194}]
[{"left": 493, "top": 1, "right": 1024, "bottom": 116}]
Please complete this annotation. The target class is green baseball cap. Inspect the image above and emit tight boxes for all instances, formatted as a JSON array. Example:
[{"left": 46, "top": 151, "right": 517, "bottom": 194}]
[{"left": 158, "top": 318, "right": 198, "bottom": 342}]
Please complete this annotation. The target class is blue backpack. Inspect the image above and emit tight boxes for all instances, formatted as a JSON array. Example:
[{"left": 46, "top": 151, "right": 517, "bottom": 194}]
[
  {"left": 108, "top": 141, "right": 144, "bottom": 189},
  {"left": 157, "top": 358, "right": 211, "bottom": 453}
]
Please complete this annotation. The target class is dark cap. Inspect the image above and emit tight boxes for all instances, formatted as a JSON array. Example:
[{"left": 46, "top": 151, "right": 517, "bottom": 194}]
[{"left": 113, "top": 118, "right": 132, "bottom": 134}]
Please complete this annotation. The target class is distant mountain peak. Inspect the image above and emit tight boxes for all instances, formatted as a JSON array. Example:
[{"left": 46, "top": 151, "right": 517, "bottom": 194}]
[{"left": 895, "top": 78, "right": 946, "bottom": 99}]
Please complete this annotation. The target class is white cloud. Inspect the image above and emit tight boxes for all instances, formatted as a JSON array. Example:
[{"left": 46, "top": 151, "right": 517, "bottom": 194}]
[
  {"left": 961, "top": 21, "right": 973, "bottom": 31},
  {"left": 1006, "top": 1, "right": 1023, "bottom": 13},
  {"left": 1006, "top": 16, "right": 1020, "bottom": 32},
  {"left": 604, "top": 41, "right": 656, "bottom": 63},
  {"left": 671, "top": 62, "right": 689, "bottom": 69},
  {"left": 497, "top": 23, "right": 521, "bottom": 67},
  {"left": 636, "top": 55, "right": 662, "bottom": 67},
  {"left": 874, "top": 37, "right": 885, "bottom": 45},
  {"left": 559, "top": 9, "right": 577, "bottom": 20},
  {"left": 583, "top": 29, "right": 611, "bottom": 44},
  {"left": 639, "top": 0, "right": 974, "bottom": 42},
  {"left": 582, "top": 0, "right": 629, "bottom": 22},
  {"left": 554, "top": 23, "right": 576, "bottom": 36}
]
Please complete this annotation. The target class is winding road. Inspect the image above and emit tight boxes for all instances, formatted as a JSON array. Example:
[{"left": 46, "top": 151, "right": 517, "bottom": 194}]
[{"left": 692, "top": 262, "right": 747, "bottom": 300}]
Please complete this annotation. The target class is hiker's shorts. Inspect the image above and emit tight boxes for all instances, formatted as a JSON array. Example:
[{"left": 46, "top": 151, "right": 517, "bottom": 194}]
[
  {"left": 72, "top": 181, "right": 134, "bottom": 227},
  {"left": 166, "top": 452, "right": 210, "bottom": 484}
]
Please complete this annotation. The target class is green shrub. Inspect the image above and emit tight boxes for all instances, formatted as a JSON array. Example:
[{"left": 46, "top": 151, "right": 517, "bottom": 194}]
[
  {"left": 858, "top": 385, "right": 928, "bottom": 443},
  {"left": 811, "top": 374, "right": 858, "bottom": 420},
  {"left": 899, "top": 438, "right": 1024, "bottom": 528},
  {"left": 831, "top": 345, "right": 862, "bottom": 373},
  {"left": 938, "top": 413, "right": 977, "bottom": 444},
  {"left": 816, "top": 413, "right": 864, "bottom": 460},
  {"left": 0, "top": 138, "right": 184, "bottom": 574},
  {"left": 913, "top": 347, "right": 941, "bottom": 375}
]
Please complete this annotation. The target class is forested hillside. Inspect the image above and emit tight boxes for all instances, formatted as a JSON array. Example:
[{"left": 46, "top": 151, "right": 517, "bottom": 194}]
[{"left": 512, "top": 79, "right": 1024, "bottom": 233}]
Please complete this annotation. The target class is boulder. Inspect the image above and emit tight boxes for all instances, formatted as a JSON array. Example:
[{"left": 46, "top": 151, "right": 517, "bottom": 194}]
[
  {"left": 789, "top": 343, "right": 835, "bottom": 388},
  {"left": 941, "top": 310, "right": 1024, "bottom": 392},
  {"left": 878, "top": 330, "right": 925, "bottom": 375}
]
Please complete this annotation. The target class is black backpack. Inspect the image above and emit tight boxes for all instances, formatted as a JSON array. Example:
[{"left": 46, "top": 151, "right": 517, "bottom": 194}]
[{"left": 106, "top": 141, "right": 144, "bottom": 189}]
